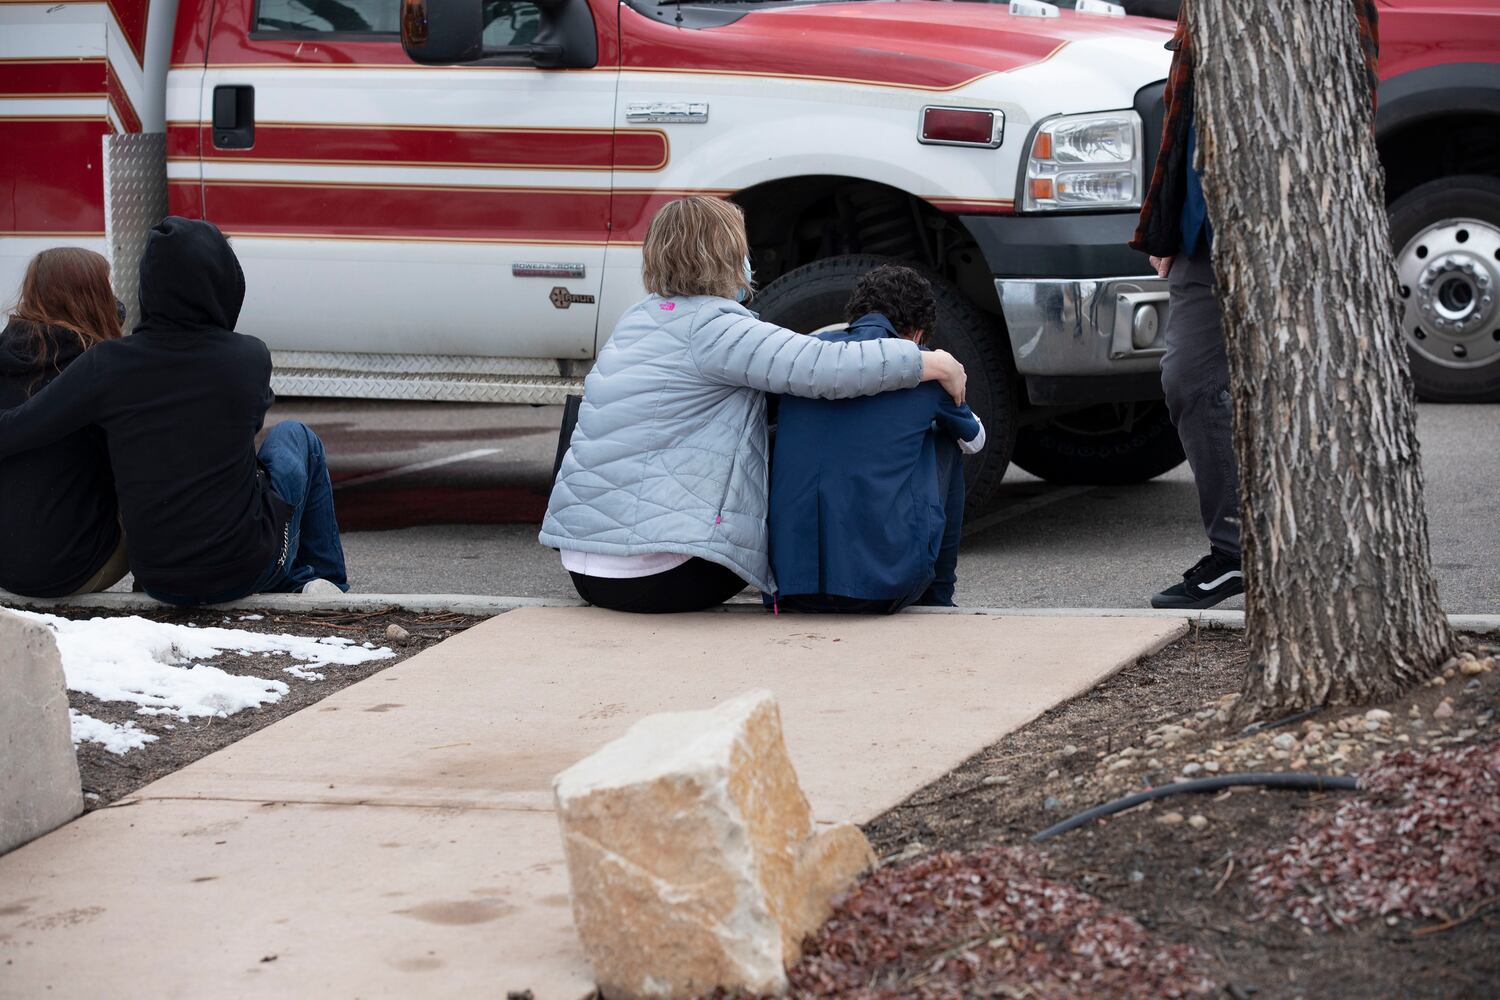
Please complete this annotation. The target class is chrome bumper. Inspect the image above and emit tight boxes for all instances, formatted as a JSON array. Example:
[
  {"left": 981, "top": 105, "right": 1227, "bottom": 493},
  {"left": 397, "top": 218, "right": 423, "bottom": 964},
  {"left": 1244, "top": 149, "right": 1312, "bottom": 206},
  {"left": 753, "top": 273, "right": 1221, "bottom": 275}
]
[{"left": 996, "top": 276, "right": 1171, "bottom": 377}]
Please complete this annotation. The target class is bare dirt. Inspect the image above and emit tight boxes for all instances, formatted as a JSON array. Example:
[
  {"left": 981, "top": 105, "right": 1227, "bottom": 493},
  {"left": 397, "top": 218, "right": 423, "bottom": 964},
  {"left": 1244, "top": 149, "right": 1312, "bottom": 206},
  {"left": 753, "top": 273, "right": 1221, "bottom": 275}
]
[
  {"left": 48, "top": 606, "right": 484, "bottom": 810},
  {"left": 839, "top": 626, "right": 1500, "bottom": 1000}
]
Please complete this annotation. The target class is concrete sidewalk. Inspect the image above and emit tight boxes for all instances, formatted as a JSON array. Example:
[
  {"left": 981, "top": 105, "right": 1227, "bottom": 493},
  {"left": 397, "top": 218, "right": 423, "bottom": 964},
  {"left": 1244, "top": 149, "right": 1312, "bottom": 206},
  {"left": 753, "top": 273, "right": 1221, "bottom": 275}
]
[{"left": 0, "top": 608, "right": 1185, "bottom": 998}]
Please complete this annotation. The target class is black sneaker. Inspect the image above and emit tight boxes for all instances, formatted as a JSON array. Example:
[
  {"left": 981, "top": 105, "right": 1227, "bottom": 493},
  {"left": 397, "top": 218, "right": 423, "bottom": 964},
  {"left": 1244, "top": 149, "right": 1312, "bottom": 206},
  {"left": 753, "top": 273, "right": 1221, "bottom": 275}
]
[{"left": 1150, "top": 551, "right": 1243, "bottom": 610}]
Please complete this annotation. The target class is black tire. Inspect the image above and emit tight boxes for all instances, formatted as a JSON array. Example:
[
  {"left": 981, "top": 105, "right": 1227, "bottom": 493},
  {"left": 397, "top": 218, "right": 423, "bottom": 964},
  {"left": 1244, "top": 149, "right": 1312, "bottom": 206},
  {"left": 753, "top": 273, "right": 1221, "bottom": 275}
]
[
  {"left": 1388, "top": 175, "right": 1500, "bottom": 403},
  {"left": 1011, "top": 400, "right": 1185, "bottom": 485},
  {"left": 751, "top": 254, "right": 1018, "bottom": 512}
]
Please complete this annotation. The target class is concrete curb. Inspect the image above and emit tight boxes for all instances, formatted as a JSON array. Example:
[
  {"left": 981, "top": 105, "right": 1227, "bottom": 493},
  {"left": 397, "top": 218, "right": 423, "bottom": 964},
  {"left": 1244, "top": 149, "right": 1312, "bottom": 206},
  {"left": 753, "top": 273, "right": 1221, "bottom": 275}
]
[
  {"left": 0, "top": 592, "right": 582, "bottom": 617},
  {"left": 3, "top": 590, "right": 1496, "bottom": 633}
]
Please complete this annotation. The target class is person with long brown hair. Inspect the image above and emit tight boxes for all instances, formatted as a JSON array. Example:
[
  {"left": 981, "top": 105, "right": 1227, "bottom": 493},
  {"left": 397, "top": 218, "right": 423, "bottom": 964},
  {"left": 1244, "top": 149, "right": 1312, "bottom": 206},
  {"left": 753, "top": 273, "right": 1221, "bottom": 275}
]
[
  {"left": 0, "top": 247, "right": 129, "bottom": 596},
  {"left": 0, "top": 218, "right": 348, "bottom": 605}
]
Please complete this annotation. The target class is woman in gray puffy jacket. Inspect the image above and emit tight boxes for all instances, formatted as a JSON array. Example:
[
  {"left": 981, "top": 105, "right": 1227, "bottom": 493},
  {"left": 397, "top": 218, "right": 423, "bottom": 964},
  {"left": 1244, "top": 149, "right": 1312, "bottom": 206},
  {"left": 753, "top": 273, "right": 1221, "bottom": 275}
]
[{"left": 540, "top": 197, "right": 967, "bottom": 613}]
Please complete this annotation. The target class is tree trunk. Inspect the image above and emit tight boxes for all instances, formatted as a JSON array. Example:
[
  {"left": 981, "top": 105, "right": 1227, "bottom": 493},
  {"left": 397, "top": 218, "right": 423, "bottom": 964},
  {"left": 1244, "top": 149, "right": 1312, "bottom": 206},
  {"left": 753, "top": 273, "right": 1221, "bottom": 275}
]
[{"left": 1188, "top": 0, "right": 1453, "bottom": 718}]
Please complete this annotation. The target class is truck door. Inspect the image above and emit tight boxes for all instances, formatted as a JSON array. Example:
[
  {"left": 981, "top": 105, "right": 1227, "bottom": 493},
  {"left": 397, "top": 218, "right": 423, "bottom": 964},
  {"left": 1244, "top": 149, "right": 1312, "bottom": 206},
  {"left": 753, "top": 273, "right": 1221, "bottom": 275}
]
[{"left": 189, "top": 0, "right": 615, "bottom": 363}]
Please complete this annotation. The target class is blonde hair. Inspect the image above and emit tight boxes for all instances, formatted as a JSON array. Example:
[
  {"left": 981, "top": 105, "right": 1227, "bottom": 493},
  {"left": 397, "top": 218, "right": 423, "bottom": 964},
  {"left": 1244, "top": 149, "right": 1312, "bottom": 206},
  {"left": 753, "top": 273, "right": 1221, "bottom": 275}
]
[{"left": 641, "top": 196, "right": 750, "bottom": 301}]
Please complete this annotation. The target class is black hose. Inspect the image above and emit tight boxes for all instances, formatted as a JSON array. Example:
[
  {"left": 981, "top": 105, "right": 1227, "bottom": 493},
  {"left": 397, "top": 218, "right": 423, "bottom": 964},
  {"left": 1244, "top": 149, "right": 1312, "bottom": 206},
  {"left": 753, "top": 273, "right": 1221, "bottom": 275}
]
[
  {"left": 1239, "top": 708, "right": 1320, "bottom": 736},
  {"left": 1031, "top": 772, "right": 1360, "bottom": 843}
]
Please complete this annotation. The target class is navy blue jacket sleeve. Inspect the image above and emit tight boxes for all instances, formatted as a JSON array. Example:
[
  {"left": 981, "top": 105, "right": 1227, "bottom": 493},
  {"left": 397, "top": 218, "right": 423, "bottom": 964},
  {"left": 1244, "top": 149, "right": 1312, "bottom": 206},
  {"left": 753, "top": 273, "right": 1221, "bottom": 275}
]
[{"left": 934, "top": 397, "right": 985, "bottom": 454}]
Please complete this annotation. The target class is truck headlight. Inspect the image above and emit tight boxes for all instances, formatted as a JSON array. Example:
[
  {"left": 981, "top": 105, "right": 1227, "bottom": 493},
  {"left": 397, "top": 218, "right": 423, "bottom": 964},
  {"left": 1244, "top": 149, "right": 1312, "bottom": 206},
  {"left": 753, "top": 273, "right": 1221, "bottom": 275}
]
[{"left": 1021, "top": 111, "right": 1143, "bottom": 211}]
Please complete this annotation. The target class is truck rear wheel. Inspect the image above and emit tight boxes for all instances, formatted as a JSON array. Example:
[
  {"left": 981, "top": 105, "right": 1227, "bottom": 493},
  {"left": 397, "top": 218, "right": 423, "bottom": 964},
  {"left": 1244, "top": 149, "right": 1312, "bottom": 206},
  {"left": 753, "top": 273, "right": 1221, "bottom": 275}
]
[
  {"left": 752, "top": 254, "right": 1018, "bottom": 512},
  {"left": 1389, "top": 175, "right": 1500, "bottom": 403},
  {"left": 1011, "top": 401, "right": 1185, "bottom": 485}
]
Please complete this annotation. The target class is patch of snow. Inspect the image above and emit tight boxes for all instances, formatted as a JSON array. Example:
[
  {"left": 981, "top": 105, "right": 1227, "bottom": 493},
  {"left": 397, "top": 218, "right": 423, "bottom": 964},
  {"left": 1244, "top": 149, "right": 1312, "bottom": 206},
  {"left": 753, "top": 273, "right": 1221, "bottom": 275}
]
[
  {"left": 283, "top": 665, "right": 325, "bottom": 681},
  {"left": 5, "top": 608, "right": 395, "bottom": 726},
  {"left": 70, "top": 709, "right": 158, "bottom": 755},
  {"left": 239, "top": 614, "right": 264, "bottom": 621}
]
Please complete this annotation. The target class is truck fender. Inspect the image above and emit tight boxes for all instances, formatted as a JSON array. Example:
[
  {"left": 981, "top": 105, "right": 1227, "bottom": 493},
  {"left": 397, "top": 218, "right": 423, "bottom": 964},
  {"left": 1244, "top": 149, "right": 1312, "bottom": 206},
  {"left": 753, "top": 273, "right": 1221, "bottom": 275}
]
[{"left": 1376, "top": 62, "right": 1500, "bottom": 136}]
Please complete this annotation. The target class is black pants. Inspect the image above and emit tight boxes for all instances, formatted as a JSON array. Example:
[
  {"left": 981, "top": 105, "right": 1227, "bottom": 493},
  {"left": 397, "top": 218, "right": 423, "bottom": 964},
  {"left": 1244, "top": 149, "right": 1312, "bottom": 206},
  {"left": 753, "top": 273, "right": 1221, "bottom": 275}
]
[
  {"left": 570, "top": 557, "right": 746, "bottom": 614},
  {"left": 1161, "top": 247, "right": 1241, "bottom": 559}
]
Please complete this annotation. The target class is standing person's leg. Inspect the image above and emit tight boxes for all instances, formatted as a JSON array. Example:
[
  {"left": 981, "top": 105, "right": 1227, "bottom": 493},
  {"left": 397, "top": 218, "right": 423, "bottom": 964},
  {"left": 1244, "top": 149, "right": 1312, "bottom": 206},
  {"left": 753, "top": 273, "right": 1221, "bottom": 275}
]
[
  {"left": 1152, "top": 247, "right": 1243, "bottom": 609},
  {"left": 1160, "top": 248, "right": 1240, "bottom": 558},
  {"left": 917, "top": 435, "right": 965, "bottom": 608},
  {"left": 257, "top": 421, "right": 348, "bottom": 593}
]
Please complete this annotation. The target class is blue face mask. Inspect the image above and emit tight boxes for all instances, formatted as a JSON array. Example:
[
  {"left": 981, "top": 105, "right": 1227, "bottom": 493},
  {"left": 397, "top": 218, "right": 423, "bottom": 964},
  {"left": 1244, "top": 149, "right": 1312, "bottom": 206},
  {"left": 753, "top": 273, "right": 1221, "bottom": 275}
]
[{"left": 735, "top": 257, "right": 753, "bottom": 303}]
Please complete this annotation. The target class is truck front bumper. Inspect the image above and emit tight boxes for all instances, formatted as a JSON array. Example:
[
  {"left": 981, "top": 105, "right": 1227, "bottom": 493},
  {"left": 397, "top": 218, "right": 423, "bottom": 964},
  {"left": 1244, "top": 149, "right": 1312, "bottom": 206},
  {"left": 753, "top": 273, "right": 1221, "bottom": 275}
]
[
  {"left": 996, "top": 275, "right": 1170, "bottom": 405},
  {"left": 958, "top": 211, "right": 1171, "bottom": 406}
]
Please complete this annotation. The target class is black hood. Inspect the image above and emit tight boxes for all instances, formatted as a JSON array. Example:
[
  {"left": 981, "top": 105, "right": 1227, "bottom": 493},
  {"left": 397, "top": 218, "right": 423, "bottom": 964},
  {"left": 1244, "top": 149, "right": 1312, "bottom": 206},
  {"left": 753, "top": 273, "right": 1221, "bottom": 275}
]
[
  {"left": 0, "top": 319, "right": 89, "bottom": 375},
  {"left": 137, "top": 217, "right": 245, "bottom": 333}
]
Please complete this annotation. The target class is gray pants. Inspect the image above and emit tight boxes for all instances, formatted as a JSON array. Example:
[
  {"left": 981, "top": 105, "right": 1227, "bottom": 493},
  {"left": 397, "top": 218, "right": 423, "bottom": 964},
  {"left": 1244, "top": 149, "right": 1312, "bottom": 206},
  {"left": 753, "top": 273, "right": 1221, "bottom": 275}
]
[{"left": 1161, "top": 247, "right": 1241, "bottom": 559}]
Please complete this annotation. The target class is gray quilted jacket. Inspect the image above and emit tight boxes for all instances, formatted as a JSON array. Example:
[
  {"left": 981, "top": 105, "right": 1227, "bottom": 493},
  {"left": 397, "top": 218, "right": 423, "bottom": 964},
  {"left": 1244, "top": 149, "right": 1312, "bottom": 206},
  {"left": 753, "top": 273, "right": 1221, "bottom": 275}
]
[{"left": 539, "top": 294, "right": 924, "bottom": 593}]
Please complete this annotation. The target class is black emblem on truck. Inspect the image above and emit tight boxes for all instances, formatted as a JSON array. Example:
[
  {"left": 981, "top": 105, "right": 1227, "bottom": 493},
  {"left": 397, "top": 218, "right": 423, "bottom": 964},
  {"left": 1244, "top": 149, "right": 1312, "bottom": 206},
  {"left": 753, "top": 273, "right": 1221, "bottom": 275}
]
[{"left": 550, "top": 287, "right": 597, "bottom": 310}]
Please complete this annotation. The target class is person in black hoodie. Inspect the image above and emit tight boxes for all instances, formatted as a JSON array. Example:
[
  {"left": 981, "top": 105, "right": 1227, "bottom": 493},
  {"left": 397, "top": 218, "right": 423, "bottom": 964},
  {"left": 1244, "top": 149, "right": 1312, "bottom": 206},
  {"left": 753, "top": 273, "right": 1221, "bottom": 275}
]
[
  {"left": 0, "top": 217, "right": 348, "bottom": 605},
  {"left": 0, "top": 248, "right": 130, "bottom": 597}
]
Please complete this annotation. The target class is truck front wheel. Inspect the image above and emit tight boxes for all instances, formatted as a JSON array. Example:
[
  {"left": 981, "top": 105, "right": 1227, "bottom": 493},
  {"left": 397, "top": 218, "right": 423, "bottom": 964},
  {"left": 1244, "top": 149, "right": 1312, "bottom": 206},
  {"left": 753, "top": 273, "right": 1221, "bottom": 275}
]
[
  {"left": 1010, "top": 401, "right": 1185, "bottom": 485},
  {"left": 1389, "top": 175, "right": 1500, "bottom": 403},
  {"left": 752, "top": 254, "right": 1018, "bottom": 513}
]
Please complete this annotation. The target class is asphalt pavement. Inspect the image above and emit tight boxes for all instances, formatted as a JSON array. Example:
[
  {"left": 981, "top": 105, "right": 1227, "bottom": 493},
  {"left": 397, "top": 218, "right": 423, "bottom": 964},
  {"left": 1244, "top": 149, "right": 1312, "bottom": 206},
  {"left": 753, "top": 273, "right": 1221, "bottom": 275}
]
[{"left": 261, "top": 399, "right": 1499, "bottom": 614}]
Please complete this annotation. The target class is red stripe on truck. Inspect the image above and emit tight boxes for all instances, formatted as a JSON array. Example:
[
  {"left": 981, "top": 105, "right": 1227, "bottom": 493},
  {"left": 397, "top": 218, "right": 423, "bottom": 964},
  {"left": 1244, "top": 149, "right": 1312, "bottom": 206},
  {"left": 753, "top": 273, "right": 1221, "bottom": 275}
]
[
  {"left": 167, "top": 122, "right": 669, "bottom": 172},
  {"left": 0, "top": 58, "right": 107, "bottom": 97},
  {"left": 199, "top": 180, "right": 610, "bottom": 243}
]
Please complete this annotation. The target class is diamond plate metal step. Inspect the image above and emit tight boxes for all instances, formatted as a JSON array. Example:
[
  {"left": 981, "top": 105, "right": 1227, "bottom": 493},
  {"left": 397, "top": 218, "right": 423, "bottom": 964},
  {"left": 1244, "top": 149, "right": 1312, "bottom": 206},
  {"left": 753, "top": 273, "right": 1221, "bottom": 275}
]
[{"left": 268, "top": 351, "right": 587, "bottom": 404}]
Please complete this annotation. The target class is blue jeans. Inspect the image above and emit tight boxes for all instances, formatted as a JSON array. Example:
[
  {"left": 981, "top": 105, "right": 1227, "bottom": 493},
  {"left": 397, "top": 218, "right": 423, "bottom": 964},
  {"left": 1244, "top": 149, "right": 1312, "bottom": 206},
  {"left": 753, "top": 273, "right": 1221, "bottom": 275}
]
[{"left": 251, "top": 421, "right": 348, "bottom": 594}]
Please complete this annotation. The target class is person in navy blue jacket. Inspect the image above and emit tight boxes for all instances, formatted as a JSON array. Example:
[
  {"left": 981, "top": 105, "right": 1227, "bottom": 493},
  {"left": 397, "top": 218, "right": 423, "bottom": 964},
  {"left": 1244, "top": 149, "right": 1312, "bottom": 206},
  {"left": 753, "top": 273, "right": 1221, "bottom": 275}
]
[{"left": 768, "top": 265, "right": 985, "bottom": 613}]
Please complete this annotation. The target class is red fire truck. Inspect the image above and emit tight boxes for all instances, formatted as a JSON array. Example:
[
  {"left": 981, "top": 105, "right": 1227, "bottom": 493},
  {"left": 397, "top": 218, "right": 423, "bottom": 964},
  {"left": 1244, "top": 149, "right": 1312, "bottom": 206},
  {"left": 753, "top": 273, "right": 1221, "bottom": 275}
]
[{"left": 3, "top": 0, "right": 1497, "bottom": 510}]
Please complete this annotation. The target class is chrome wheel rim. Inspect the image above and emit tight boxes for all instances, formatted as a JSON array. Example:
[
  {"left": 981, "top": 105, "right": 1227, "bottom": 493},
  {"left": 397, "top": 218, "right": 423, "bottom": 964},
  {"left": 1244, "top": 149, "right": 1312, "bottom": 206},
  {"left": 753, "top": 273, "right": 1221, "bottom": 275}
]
[{"left": 1396, "top": 217, "right": 1500, "bottom": 370}]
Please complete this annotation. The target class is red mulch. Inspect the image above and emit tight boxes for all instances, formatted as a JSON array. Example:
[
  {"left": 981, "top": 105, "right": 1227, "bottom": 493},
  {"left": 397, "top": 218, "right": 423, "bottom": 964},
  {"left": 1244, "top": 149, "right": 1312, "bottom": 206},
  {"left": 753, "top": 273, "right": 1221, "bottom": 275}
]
[
  {"left": 1245, "top": 741, "right": 1500, "bottom": 931},
  {"left": 714, "top": 846, "right": 1215, "bottom": 999}
]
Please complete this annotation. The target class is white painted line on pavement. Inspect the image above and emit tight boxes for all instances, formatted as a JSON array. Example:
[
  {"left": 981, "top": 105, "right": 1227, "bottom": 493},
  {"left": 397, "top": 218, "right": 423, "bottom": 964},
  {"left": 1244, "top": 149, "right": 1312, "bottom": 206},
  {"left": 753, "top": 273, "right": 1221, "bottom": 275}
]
[
  {"left": 334, "top": 448, "right": 502, "bottom": 489},
  {"left": 962, "top": 485, "right": 1095, "bottom": 539}
]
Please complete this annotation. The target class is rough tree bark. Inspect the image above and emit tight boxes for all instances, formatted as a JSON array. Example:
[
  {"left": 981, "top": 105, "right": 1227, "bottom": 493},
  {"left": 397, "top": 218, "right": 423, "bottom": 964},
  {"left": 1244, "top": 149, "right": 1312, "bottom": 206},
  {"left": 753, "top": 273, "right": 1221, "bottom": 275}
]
[{"left": 1188, "top": 0, "right": 1454, "bottom": 718}]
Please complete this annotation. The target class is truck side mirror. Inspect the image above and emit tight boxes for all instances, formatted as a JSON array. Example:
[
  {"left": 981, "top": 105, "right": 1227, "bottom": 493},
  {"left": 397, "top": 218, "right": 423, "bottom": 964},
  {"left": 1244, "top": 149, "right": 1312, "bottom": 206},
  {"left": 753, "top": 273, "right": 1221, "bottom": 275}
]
[{"left": 401, "top": 0, "right": 597, "bottom": 69}]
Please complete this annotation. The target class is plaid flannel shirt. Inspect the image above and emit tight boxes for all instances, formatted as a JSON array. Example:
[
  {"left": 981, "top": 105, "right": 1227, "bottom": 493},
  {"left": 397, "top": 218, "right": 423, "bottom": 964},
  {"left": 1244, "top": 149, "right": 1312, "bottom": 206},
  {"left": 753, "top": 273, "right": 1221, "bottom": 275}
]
[{"left": 1130, "top": 1, "right": 1380, "bottom": 258}]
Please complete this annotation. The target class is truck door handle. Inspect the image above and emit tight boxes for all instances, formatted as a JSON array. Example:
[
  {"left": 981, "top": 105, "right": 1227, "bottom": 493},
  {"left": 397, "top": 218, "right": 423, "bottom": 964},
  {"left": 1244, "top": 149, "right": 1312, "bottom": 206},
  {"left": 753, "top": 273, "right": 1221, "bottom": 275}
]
[{"left": 212, "top": 85, "right": 255, "bottom": 149}]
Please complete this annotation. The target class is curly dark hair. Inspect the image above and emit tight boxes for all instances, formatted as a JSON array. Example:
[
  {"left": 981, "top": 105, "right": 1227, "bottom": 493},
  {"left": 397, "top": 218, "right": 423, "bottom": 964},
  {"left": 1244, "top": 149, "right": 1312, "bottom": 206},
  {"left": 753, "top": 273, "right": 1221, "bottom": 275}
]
[{"left": 844, "top": 264, "right": 937, "bottom": 340}]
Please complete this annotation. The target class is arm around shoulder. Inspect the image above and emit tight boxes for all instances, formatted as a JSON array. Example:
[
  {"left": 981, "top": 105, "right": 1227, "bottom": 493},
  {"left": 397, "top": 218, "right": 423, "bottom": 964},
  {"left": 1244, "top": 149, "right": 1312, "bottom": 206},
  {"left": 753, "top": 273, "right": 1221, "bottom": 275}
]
[{"left": 689, "top": 308, "right": 924, "bottom": 399}]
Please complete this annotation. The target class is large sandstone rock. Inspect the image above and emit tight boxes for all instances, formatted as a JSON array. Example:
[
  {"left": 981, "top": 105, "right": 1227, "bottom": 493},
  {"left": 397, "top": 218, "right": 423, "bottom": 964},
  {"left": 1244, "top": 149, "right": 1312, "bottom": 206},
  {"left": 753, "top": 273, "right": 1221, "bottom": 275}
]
[
  {"left": 0, "top": 610, "right": 83, "bottom": 854},
  {"left": 554, "top": 689, "right": 874, "bottom": 999}
]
